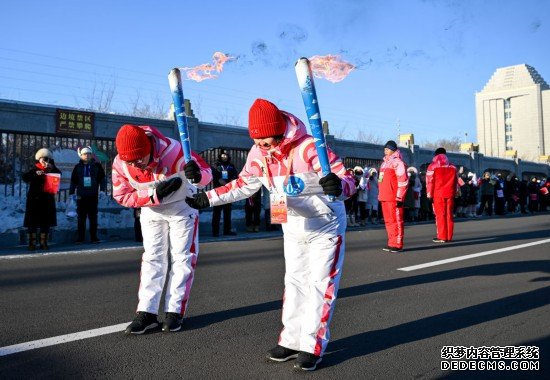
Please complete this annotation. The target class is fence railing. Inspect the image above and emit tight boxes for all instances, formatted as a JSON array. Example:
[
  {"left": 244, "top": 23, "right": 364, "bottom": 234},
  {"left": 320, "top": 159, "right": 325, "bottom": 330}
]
[{"left": 1, "top": 131, "right": 383, "bottom": 198}]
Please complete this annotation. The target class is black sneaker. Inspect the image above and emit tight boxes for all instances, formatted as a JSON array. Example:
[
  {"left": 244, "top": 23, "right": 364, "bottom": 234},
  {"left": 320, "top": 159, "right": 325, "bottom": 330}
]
[
  {"left": 162, "top": 312, "right": 183, "bottom": 332},
  {"left": 266, "top": 345, "right": 299, "bottom": 362},
  {"left": 124, "top": 312, "right": 159, "bottom": 335},
  {"left": 432, "top": 238, "right": 446, "bottom": 243},
  {"left": 293, "top": 351, "right": 322, "bottom": 371},
  {"left": 389, "top": 247, "right": 403, "bottom": 253}
]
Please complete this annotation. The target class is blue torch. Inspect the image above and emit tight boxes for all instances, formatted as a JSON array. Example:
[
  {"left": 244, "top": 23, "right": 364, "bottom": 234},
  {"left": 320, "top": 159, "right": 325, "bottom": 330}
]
[
  {"left": 168, "top": 68, "right": 192, "bottom": 163},
  {"left": 295, "top": 57, "right": 332, "bottom": 177}
]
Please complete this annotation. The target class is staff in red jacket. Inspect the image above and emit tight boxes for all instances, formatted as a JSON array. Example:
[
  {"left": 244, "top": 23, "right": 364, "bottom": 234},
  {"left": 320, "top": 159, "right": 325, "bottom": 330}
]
[
  {"left": 426, "top": 147, "right": 457, "bottom": 243},
  {"left": 378, "top": 140, "right": 408, "bottom": 252}
]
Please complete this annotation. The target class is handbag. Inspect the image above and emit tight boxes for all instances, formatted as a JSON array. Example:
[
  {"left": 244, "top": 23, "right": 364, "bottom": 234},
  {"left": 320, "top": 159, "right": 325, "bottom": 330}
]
[{"left": 43, "top": 173, "right": 61, "bottom": 194}]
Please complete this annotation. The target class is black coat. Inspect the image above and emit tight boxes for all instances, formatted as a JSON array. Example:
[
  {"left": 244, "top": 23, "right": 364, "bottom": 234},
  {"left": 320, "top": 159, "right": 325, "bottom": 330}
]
[
  {"left": 69, "top": 159, "right": 106, "bottom": 197},
  {"left": 22, "top": 162, "right": 61, "bottom": 228},
  {"left": 212, "top": 160, "right": 238, "bottom": 188}
]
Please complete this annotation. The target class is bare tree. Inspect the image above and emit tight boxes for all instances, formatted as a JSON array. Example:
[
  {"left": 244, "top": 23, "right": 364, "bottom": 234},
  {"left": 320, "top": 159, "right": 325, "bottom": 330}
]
[
  {"left": 128, "top": 91, "right": 169, "bottom": 119},
  {"left": 215, "top": 108, "right": 242, "bottom": 126},
  {"left": 191, "top": 95, "right": 203, "bottom": 120},
  {"left": 83, "top": 80, "right": 116, "bottom": 112},
  {"left": 421, "top": 136, "right": 462, "bottom": 152},
  {"left": 356, "top": 130, "right": 383, "bottom": 144}
]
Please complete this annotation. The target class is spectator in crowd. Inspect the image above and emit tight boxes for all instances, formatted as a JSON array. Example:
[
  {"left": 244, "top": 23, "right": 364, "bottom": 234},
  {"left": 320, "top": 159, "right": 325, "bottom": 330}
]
[
  {"left": 69, "top": 146, "right": 106, "bottom": 243},
  {"left": 344, "top": 168, "right": 359, "bottom": 227},
  {"left": 378, "top": 140, "right": 408, "bottom": 252},
  {"left": 354, "top": 166, "right": 368, "bottom": 226},
  {"left": 418, "top": 171, "right": 433, "bottom": 221},
  {"left": 185, "top": 98, "right": 356, "bottom": 371},
  {"left": 22, "top": 148, "right": 61, "bottom": 250},
  {"left": 456, "top": 171, "right": 469, "bottom": 218},
  {"left": 365, "top": 168, "right": 379, "bottom": 224},
  {"left": 426, "top": 147, "right": 457, "bottom": 243},
  {"left": 466, "top": 172, "right": 479, "bottom": 218},
  {"left": 540, "top": 178, "right": 550, "bottom": 211},
  {"left": 112, "top": 124, "right": 212, "bottom": 335},
  {"left": 245, "top": 189, "right": 262, "bottom": 232},
  {"left": 505, "top": 174, "right": 519, "bottom": 213},
  {"left": 527, "top": 177, "right": 540, "bottom": 213},
  {"left": 518, "top": 178, "right": 529, "bottom": 214},
  {"left": 211, "top": 149, "right": 238, "bottom": 237},
  {"left": 494, "top": 173, "right": 506, "bottom": 215},
  {"left": 404, "top": 166, "right": 421, "bottom": 223},
  {"left": 478, "top": 172, "right": 494, "bottom": 216}
]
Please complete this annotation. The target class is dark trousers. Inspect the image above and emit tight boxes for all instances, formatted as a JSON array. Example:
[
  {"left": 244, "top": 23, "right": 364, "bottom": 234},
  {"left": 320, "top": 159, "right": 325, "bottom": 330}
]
[
  {"left": 212, "top": 203, "right": 232, "bottom": 235},
  {"left": 478, "top": 195, "right": 493, "bottom": 216},
  {"left": 245, "top": 202, "right": 261, "bottom": 227},
  {"left": 77, "top": 195, "right": 98, "bottom": 241}
]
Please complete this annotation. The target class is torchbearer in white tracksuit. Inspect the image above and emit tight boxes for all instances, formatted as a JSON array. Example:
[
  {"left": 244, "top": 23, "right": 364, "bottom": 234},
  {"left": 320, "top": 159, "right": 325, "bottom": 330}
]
[
  {"left": 186, "top": 99, "right": 357, "bottom": 371},
  {"left": 112, "top": 124, "right": 212, "bottom": 335}
]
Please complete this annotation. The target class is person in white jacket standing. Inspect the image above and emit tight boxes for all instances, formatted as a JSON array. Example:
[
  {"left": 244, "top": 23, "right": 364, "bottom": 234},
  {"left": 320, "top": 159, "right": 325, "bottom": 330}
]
[{"left": 356, "top": 166, "right": 369, "bottom": 226}]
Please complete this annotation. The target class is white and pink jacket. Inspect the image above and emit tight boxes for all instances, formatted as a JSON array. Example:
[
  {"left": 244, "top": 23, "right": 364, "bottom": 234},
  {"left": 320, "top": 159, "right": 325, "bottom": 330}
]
[
  {"left": 112, "top": 126, "right": 212, "bottom": 208},
  {"left": 207, "top": 111, "right": 356, "bottom": 216}
]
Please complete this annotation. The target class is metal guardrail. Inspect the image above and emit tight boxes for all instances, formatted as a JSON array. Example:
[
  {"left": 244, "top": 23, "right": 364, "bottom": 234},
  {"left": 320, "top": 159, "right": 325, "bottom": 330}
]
[{"left": 1, "top": 131, "right": 383, "bottom": 198}]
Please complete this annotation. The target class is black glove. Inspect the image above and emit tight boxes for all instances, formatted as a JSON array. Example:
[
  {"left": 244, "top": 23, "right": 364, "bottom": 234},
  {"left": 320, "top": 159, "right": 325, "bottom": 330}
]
[
  {"left": 184, "top": 160, "right": 202, "bottom": 183},
  {"left": 396, "top": 200, "right": 404, "bottom": 208},
  {"left": 319, "top": 172, "right": 343, "bottom": 197},
  {"left": 156, "top": 177, "right": 183, "bottom": 201},
  {"left": 185, "top": 192, "right": 210, "bottom": 210}
]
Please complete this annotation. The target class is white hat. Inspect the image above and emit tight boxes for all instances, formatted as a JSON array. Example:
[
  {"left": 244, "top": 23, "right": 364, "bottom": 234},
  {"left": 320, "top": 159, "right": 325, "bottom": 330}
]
[
  {"left": 35, "top": 148, "right": 52, "bottom": 161},
  {"left": 78, "top": 146, "right": 93, "bottom": 156}
]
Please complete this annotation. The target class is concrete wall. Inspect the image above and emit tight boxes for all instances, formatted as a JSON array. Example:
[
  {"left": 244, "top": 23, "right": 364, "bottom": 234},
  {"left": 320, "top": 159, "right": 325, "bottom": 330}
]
[{"left": 1, "top": 99, "right": 549, "bottom": 178}]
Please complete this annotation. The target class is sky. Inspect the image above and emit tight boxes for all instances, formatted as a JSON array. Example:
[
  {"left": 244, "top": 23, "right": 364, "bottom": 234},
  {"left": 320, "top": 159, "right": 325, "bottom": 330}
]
[{"left": 1, "top": 0, "right": 549, "bottom": 145}]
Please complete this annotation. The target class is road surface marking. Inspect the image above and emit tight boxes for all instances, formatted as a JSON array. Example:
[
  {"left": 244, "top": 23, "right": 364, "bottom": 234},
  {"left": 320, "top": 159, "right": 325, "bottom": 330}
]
[
  {"left": 398, "top": 238, "right": 550, "bottom": 272},
  {"left": 0, "top": 323, "right": 129, "bottom": 357}
]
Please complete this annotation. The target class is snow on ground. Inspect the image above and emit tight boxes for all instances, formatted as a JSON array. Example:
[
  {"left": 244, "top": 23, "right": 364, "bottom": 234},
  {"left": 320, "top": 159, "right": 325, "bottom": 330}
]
[
  {"left": 0, "top": 185, "right": 246, "bottom": 234},
  {"left": 0, "top": 190, "right": 135, "bottom": 234}
]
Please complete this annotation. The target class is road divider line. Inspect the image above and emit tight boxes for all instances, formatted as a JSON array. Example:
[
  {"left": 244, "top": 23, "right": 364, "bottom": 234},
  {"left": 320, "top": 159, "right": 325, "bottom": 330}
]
[
  {"left": 398, "top": 238, "right": 550, "bottom": 272},
  {"left": 0, "top": 322, "right": 129, "bottom": 357}
]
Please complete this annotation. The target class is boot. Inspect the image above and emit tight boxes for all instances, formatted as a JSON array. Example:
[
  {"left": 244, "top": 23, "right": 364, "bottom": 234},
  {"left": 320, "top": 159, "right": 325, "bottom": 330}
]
[
  {"left": 39, "top": 233, "right": 49, "bottom": 250},
  {"left": 28, "top": 233, "right": 37, "bottom": 251},
  {"left": 350, "top": 215, "right": 357, "bottom": 227}
]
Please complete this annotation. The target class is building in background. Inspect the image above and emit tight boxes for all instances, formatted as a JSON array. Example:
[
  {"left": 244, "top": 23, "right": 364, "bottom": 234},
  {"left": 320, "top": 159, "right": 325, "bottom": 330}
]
[{"left": 475, "top": 64, "right": 550, "bottom": 161}]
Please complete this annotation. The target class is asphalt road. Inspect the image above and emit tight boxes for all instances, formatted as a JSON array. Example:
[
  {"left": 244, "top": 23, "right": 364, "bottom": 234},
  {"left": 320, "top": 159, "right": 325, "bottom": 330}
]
[{"left": 1, "top": 213, "right": 549, "bottom": 379}]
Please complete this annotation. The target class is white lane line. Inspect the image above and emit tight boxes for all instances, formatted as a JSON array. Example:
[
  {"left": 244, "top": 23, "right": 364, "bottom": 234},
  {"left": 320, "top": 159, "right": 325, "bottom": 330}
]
[
  {"left": 0, "top": 322, "right": 129, "bottom": 357},
  {"left": 398, "top": 238, "right": 550, "bottom": 272}
]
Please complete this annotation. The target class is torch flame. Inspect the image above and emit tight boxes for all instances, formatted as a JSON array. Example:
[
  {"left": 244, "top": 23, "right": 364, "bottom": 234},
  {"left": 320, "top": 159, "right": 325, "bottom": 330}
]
[
  {"left": 181, "top": 52, "right": 235, "bottom": 82},
  {"left": 308, "top": 55, "right": 355, "bottom": 83}
]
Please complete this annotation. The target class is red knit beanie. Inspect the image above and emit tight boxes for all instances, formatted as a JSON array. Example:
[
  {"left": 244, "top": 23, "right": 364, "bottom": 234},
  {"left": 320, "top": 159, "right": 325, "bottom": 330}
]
[
  {"left": 248, "top": 99, "right": 287, "bottom": 139},
  {"left": 115, "top": 124, "right": 151, "bottom": 161}
]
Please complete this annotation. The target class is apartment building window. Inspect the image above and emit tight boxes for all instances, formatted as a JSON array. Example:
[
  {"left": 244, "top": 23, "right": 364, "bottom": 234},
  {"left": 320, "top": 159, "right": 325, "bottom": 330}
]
[
  {"left": 504, "top": 99, "right": 511, "bottom": 109},
  {"left": 505, "top": 111, "right": 512, "bottom": 119},
  {"left": 505, "top": 135, "right": 513, "bottom": 143},
  {"left": 505, "top": 146, "right": 514, "bottom": 151},
  {"left": 505, "top": 123, "right": 512, "bottom": 132}
]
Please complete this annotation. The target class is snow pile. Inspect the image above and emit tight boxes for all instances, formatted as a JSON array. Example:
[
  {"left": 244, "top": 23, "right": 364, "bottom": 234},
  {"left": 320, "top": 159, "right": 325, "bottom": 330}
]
[{"left": 0, "top": 186, "right": 135, "bottom": 234}]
